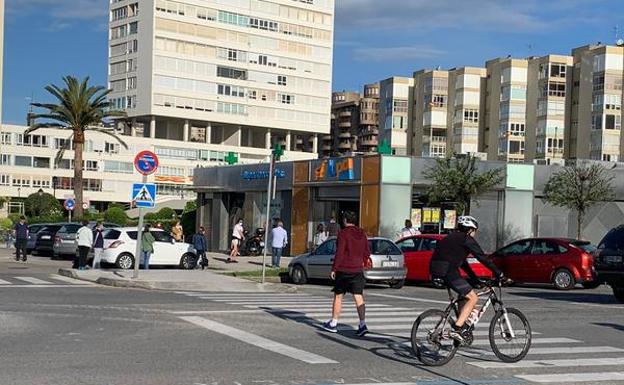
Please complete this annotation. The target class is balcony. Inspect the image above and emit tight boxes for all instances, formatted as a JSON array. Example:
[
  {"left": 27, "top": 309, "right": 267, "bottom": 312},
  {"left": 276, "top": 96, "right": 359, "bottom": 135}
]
[
  {"left": 339, "top": 132, "right": 352, "bottom": 139},
  {"left": 360, "top": 138, "right": 378, "bottom": 146},
  {"left": 338, "top": 122, "right": 352, "bottom": 128},
  {"left": 338, "top": 141, "right": 353, "bottom": 150},
  {"left": 339, "top": 111, "right": 352, "bottom": 118}
]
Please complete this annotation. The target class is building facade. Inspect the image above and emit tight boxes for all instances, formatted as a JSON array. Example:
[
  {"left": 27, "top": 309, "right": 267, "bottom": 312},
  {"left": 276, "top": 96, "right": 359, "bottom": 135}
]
[
  {"left": 447, "top": 67, "right": 486, "bottom": 155},
  {"left": 358, "top": 83, "right": 380, "bottom": 153},
  {"left": 108, "top": 0, "right": 335, "bottom": 161},
  {"left": 379, "top": 77, "right": 413, "bottom": 155},
  {"left": 411, "top": 70, "right": 449, "bottom": 157},
  {"left": 325, "top": 91, "right": 360, "bottom": 157}
]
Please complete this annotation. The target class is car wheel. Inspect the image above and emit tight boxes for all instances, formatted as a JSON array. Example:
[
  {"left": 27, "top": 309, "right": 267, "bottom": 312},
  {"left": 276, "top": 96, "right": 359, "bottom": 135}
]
[
  {"left": 582, "top": 281, "right": 601, "bottom": 289},
  {"left": 553, "top": 268, "right": 575, "bottom": 290},
  {"left": 179, "top": 253, "right": 195, "bottom": 270},
  {"left": 115, "top": 253, "right": 134, "bottom": 270},
  {"left": 389, "top": 279, "right": 405, "bottom": 289},
  {"left": 290, "top": 265, "right": 307, "bottom": 285},
  {"left": 613, "top": 286, "right": 624, "bottom": 303}
]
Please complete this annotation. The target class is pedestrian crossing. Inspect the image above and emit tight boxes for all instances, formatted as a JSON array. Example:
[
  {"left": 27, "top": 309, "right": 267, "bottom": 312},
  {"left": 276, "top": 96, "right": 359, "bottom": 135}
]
[
  {"left": 177, "top": 291, "right": 624, "bottom": 384},
  {"left": 0, "top": 275, "right": 93, "bottom": 287}
]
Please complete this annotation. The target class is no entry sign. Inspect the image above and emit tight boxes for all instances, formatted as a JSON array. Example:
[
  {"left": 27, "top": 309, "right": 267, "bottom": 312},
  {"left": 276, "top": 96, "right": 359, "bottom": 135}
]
[{"left": 134, "top": 150, "right": 159, "bottom": 175}]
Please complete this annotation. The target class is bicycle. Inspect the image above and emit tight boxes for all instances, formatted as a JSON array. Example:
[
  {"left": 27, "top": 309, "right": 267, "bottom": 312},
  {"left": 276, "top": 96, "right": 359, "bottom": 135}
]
[{"left": 411, "top": 278, "right": 532, "bottom": 366}]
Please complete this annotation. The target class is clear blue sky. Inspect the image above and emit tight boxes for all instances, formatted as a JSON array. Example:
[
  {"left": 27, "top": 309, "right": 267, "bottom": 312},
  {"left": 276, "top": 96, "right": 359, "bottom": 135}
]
[{"left": 3, "top": 0, "right": 624, "bottom": 124}]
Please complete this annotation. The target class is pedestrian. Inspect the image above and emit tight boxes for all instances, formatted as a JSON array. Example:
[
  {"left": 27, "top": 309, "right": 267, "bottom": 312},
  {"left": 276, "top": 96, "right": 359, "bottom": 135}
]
[
  {"left": 398, "top": 219, "right": 420, "bottom": 240},
  {"left": 327, "top": 216, "right": 339, "bottom": 237},
  {"left": 92, "top": 221, "right": 104, "bottom": 269},
  {"left": 193, "top": 226, "right": 208, "bottom": 269},
  {"left": 270, "top": 220, "right": 288, "bottom": 268},
  {"left": 321, "top": 210, "right": 371, "bottom": 337},
  {"left": 5, "top": 231, "right": 14, "bottom": 249},
  {"left": 228, "top": 218, "right": 244, "bottom": 263},
  {"left": 141, "top": 224, "right": 156, "bottom": 270},
  {"left": 13, "top": 216, "right": 28, "bottom": 262},
  {"left": 313, "top": 223, "right": 328, "bottom": 249},
  {"left": 171, "top": 220, "right": 183, "bottom": 242},
  {"left": 76, "top": 220, "right": 93, "bottom": 270}
]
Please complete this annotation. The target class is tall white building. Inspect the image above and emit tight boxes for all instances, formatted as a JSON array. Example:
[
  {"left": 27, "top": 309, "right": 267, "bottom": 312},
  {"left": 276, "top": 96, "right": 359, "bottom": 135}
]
[
  {"left": 108, "top": 0, "right": 334, "bottom": 157},
  {"left": 379, "top": 76, "right": 413, "bottom": 155}
]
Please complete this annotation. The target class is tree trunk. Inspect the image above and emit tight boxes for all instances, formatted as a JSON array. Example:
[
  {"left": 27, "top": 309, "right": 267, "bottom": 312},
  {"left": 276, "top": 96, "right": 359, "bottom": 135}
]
[
  {"left": 73, "top": 130, "right": 84, "bottom": 220},
  {"left": 576, "top": 209, "right": 583, "bottom": 240},
  {"left": 464, "top": 198, "right": 471, "bottom": 215}
]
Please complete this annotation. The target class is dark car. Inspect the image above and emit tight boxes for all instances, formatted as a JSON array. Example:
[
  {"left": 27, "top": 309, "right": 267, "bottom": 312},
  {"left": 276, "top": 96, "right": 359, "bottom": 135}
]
[
  {"left": 53, "top": 222, "right": 121, "bottom": 258},
  {"left": 34, "top": 224, "right": 64, "bottom": 256},
  {"left": 594, "top": 226, "right": 624, "bottom": 303},
  {"left": 26, "top": 224, "right": 49, "bottom": 253},
  {"left": 490, "top": 237, "right": 597, "bottom": 290}
]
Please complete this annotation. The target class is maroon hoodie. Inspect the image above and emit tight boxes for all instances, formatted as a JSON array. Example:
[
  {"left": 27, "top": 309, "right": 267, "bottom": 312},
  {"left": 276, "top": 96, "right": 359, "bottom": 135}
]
[{"left": 332, "top": 225, "right": 371, "bottom": 273}]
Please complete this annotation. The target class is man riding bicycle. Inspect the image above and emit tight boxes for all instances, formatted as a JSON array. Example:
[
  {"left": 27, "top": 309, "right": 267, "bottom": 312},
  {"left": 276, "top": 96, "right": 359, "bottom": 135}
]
[{"left": 429, "top": 215, "right": 510, "bottom": 344}]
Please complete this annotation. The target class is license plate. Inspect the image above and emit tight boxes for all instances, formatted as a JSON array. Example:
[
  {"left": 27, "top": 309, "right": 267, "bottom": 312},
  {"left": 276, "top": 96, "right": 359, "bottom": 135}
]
[
  {"left": 605, "top": 255, "right": 623, "bottom": 264},
  {"left": 259, "top": 242, "right": 265, "bottom": 247},
  {"left": 382, "top": 260, "right": 399, "bottom": 267},
  {"left": 41, "top": 235, "right": 51, "bottom": 240}
]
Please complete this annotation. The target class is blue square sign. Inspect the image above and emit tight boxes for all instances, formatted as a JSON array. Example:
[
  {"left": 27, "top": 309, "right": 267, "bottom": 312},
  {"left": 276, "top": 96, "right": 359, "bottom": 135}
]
[{"left": 132, "top": 183, "right": 156, "bottom": 208}]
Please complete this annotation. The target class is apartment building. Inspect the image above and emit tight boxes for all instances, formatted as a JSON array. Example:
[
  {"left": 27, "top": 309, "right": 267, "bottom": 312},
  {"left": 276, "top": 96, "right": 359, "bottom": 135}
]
[
  {"left": 568, "top": 44, "right": 624, "bottom": 162},
  {"left": 324, "top": 91, "right": 360, "bottom": 157},
  {"left": 526, "top": 55, "right": 572, "bottom": 164},
  {"left": 411, "top": 70, "right": 448, "bottom": 157},
  {"left": 481, "top": 57, "right": 529, "bottom": 162},
  {"left": 446, "top": 67, "right": 486, "bottom": 155},
  {"left": 358, "top": 83, "right": 380, "bottom": 153},
  {"left": 108, "top": 0, "right": 335, "bottom": 160},
  {"left": 379, "top": 77, "right": 413, "bottom": 155}
]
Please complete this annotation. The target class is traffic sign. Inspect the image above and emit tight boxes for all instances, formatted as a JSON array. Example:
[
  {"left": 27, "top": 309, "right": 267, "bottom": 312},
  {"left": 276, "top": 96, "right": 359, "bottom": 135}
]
[
  {"left": 64, "top": 198, "right": 75, "bottom": 211},
  {"left": 134, "top": 150, "right": 159, "bottom": 175},
  {"left": 132, "top": 183, "right": 156, "bottom": 208}
]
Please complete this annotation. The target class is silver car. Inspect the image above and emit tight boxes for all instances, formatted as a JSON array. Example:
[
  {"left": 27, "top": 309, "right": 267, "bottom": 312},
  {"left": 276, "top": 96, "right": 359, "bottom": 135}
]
[
  {"left": 53, "top": 222, "right": 121, "bottom": 258},
  {"left": 288, "top": 237, "right": 407, "bottom": 288}
]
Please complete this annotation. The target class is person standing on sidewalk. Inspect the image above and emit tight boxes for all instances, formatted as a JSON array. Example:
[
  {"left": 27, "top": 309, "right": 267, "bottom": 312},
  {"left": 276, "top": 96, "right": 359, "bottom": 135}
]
[
  {"left": 313, "top": 223, "right": 329, "bottom": 250},
  {"left": 270, "top": 220, "right": 288, "bottom": 268},
  {"left": 92, "top": 221, "right": 104, "bottom": 269},
  {"left": 228, "top": 218, "right": 244, "bottom": 263},
  {"left": 171, "top": 221, "right": 184, "bottom": 242},
  {"left": 322, "top": 210, "right": 371, "bottom": 337},
  {"left": 141, "top": 224, "right": 156, "bottom": 270},
  {"left": 13, "top": 216, "right": 28, "bottom": 262},
  {"left": 193, "top": 226, "right": 208, "bottom": 269},
  {"left": 76, "top": 220, "right": 93, "bottom": 270},
  {"left": 327, "top": 216, "right": 339, "bottom": 237}
]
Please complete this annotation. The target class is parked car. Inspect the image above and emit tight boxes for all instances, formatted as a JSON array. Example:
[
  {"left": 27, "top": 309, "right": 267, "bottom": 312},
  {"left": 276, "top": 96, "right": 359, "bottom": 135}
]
[
  {"left": 594, "top": 225, "right": 624, "bottom": 303},
  {"left": 395, "top": 234, "right": 493, "bottom": 284},
  {"left": 26, "top": 224, "right": 49, "bottom": 253},
  {"left": 288, "top": 237, "right": 407, "bottom": 288},
  {"left": 99, "top": 227, "right": 197, "bottom": 269},
  {"left": 490, "top": 237, "right": 597, "bottom": 290},
  {"left": 53, "top": 222, "right": 121, "bottom": 259},
  {"left": 34, "top": 224, "right": 64, "bottom": 256}
]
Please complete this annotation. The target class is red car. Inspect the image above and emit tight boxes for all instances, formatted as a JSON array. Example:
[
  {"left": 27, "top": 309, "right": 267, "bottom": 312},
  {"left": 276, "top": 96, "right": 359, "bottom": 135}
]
[
  {"left": 490, "top": 237, "right": 597, "bottom": 290},
  {"left": 396, "top": 234, "right": 493, "bottom": 283}
]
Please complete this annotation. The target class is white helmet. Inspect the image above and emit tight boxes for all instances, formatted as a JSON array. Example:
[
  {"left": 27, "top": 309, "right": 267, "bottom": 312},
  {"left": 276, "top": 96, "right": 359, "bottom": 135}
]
[{"left": 457, "top": 215, "right": 478, "bottom": 230}]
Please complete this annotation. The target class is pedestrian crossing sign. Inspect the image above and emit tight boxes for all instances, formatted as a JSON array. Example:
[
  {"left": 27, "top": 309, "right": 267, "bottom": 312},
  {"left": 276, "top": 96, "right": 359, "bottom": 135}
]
[{"left": 132, "top": 183, "right": 156, "bottom": 208}]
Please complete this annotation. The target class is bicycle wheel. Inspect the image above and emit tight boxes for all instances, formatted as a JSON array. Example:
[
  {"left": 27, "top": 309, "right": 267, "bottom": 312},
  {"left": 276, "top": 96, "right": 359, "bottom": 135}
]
[
  {"left": 489, "top": 307, "right": 532, "bottom": 363},
  {"left": 411, "top": 309, "right": 458, "bottom": 366}
]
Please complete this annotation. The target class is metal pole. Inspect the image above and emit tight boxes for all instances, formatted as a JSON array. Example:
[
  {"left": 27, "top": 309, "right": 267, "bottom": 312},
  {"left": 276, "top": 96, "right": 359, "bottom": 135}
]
[
  {"left": 68, "top": 210, "right": 71, "bottom": 223},
  {"left": 261, "top": 154, "right": 274, "bottom": 284},
  {"left": 133, "top": 175, "right": 148, "bottom": 279}
]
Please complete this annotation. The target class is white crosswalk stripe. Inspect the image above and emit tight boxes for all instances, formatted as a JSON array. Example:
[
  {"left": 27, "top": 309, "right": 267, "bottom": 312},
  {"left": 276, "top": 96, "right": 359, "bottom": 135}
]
[
  {"left": 0, "top": 278, "right": 11, "bottom": 285},
  {"left": 0, "top": 275, "right": 93, "bottom": 287},
  {"left": 12, "top": 276, "right": 53, "bottom": 284}
]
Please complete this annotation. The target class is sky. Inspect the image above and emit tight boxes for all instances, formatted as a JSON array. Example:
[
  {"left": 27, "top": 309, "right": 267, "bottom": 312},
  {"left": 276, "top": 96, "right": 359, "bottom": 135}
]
[{"left": 3, "top": 0, "right": 624, "bottom": 124}]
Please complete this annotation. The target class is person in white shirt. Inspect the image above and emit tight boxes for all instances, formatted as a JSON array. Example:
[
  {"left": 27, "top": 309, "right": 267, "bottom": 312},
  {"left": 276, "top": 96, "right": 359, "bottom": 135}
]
[
  {"left": 229, "top": 219, "right": 244, "bottom": 263},
  {"left": 75, "top": 220, "right": 93, "bottom": 271},
  {"left": 398, "top": 219, "right": 421, "bottom": 240},
  {"left": 270, "top": 221, "right": 288, "bottom": 268},
  {"left": 313, "top": 223, "right": 329, "bottom": 249}
]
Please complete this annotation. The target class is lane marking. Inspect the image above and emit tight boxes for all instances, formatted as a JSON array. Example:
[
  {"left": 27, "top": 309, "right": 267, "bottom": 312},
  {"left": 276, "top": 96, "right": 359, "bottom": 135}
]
[
  {"left": 0, "top": 284, "right": 98, "bottom": 288},
  {"left": 179, "top": 316, "right": 338, "bottom": 364},
  {"left": 293, "top": 309, "right": 415, "bottom": 317},
  {"left": 48, "top": 274, "right": 94, "bottom": 285},
  {"left": 13, "top": 276, "right": 53, "bottom": 284},
  {"left": 220, "top": 300, "right": 333, "bottom": 305},
  {"left": 468, "top": 356, "right": 624, "bottom": 369},
  {"left": 244, "top": 304, "right": 391, "bottom": 310},
  {"left": 516, "top": 371, "right": 624, "bottom": 383},
  {"left": 178, "top": 292, "right": 311, "bottom": 297},
  {"left": 367, "top": 292, "right": 449, "bottom": 304},
  {"left": 169, "top": 310, "right": 266, "bottom": 315},
  {"left": 462, "top": 346, "right": 623, "bottom": 357},
  {"left": 469, "top": 337, "right": 579, "bottom": 346},
  {"left": 395, "top": 330, "right": 540, "bottom": 337},
  {"left": 0, "top": 279, "right": 11, "bottom": 285}
]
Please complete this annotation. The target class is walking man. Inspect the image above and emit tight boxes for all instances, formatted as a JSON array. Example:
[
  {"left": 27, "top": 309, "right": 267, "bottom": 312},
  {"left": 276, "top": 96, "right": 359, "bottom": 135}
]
[
  {"left": 270, "top": 220, "right": 288, "bottom": 268},
  {"left": 193, "top": 226, "right": 208, "bottom": 269},
  {"left": 13, "top": 216, "right": 28, "bottom": 262},
  {"left": 228, "top": 218, "right": 244, "bottom": 263},
  {"left": 92, "top": 221, "right": 104, "bottom": 269},
  {"left": 141, "top": 224, "right": 155, "bottom": 270},
  {"left": 76, "top": 220, "right": 93, "bottom": 270},
  {"left": 322, "top": 210, "right": 371, "bottom": 337}
]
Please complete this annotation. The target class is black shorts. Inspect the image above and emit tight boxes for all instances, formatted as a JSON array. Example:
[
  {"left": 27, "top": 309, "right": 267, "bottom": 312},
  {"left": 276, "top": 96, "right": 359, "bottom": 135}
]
[
  {"left": 333, "top": 271, "right": 365, "bottom": 295},
  {"left": 430, "top": 261, "right": 472, "bottom": 297}
]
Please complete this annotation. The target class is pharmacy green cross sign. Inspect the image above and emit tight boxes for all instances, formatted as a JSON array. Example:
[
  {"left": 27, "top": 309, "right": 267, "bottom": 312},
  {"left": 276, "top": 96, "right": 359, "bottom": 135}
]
[
  {"left": 377, "top": 139, "right": 392, "bottom": 155},
  {"left": 272, "top": 144, "right": 284, "bottom": 161},
  {"left": 225, "top": 152, "right": 238, "bottom": 165}
]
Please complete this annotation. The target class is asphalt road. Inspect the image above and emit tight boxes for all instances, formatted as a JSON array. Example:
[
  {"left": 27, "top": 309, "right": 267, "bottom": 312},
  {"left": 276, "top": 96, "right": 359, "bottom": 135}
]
[{"left": 1, "top": 254, "right": 623, "bottom": 385}]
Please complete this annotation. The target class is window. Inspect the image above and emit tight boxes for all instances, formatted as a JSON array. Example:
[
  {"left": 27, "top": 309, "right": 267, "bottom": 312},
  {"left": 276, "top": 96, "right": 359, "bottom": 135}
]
[
  {"left": 1, "top": 132, "right": 11, "bottom": 145},
  {"left": 544, "top": 82, "right": 566, "bottom": 97},
  {"left": 463, "top": 109, "right": 479, "bottom": 123},
  {"left": 85, "top": 160, "right": 98, "bottom": 171},
  {"left": 129, "top": 21, "right": 138, "bottom": 34},
  {"left": 218, "top": 11, "right": 249, "bottom": 27},
  {"left": 277, "top": 75, "right": 287, "bottom": 86},
  {"left": 33, "top": 157, "right": 50, "bottom": 169},
  {"left": 430, "top": 95, "right": 446, "bottom": 108},
  {"left": 498, "top": 240, "right": 532, "bottom": 256},
  {"left": 12, "top": 176, "right": 30, "bottom": 187},
  {"left": 55, "top": 159, "right": 72, "bottom": 169},
  {"left": 509, "top": 140, "right": 525, "bottom": 154},
  {"left": 0, "top": 154, "right": 10, "bottom": 165},
  {"left": 420, "top": 238, "right": 438, "bottom": 251},
  {"left": 14, "top": 156, "right": 32, "bottom": 167},
  {"left": 0, "top": 174, "right": 10, "bottom": 186},
  {"left": 530, "top": 240, "right": 562, "bottom": 255},
  {"left": 105, "top": 142, "right": 120, "bottom": 154},
  {"left": 104, "top": 160, "right": 134, "bottom": 174},
  {"left": 369, "top": 240, "right": 402, "bottom": 255},
  {"left": 396, "top": 238, "right": 418, "bottom": 252},
  {"left": 217, "top": 66, "right": 247, "bottom": 80},
  {"left": 278, "top": 94, "right": 295, "bottom": 104},
  {"left": 592, "top": 115, "right": 603, "bottom": 130},
  {"left": 217, "top": 84, "right": 245, "bottom": 98},
  {"left": 314, "top": 239, "right": 336, "bottom": 255},
  {"left": 54, "top": 138, "right": 72, "bottom": 150},
  {"left": 605, "top": 114, "right": 621, "bottom": 130},
  {"left": 549, "top": 63, "right": 566, "bottom": 78}
]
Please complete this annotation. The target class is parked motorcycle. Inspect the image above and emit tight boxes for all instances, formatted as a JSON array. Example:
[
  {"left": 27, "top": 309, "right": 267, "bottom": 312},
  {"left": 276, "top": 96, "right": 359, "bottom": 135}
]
[{"left": 240, "top": 228, "right": 266, "bottom": 256}]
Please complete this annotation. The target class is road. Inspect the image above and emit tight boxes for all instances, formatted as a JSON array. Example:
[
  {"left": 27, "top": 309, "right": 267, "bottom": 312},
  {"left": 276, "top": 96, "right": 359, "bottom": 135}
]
[{"left": 1, "top": 255, "right": 623, "bottom": 385}]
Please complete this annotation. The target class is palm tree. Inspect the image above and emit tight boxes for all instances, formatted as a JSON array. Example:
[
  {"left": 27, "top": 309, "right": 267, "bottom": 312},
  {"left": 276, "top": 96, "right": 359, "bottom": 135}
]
[{"left": 26, "top": 76, "right": 128, "bottom": 219}]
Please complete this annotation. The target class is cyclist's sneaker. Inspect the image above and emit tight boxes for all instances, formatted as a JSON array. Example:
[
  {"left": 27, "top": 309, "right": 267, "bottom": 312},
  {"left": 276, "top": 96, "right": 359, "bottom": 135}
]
[
  {"left": 356, "top": 324, "right": 369, "bottom": 337},
  {"left": 449, "top": 324, "right": 470, "bottom": 345},
  {"left": 321, "top": 321, "right": 338, "bottom": 333}
]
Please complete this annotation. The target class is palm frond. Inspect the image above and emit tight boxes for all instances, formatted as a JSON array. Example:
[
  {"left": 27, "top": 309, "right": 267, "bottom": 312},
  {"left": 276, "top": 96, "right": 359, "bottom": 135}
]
[
  {"left": 87, "top": 127, "right": 129, "bottom": 149},
  {"left": 25, "top": 123, "right": 66, "bottom": 135},
  {"left": 54, "top": 133, "right": 75, "bottom": 165}
]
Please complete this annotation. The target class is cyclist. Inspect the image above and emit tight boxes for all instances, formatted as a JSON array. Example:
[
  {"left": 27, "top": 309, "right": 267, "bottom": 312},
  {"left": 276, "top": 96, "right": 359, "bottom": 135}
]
[{"left": 429, "top": 215, "right": 509, "bottom": 344}]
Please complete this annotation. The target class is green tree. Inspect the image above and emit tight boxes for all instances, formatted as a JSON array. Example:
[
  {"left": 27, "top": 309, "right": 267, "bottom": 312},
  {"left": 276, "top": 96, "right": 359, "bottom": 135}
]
[
  {"left": 156, "top": 207, "right": 176, "bottom": 220},
  {"left": 104, "top": 207, "right": 128, "bottom": 226},
  {"left": 27, "top": 76, "right": 128, "bottom": 219},
  {"left": 423, "top": 153, "right": 505, "bottom": 215},
  {"left": 543, "top": 163, "right": 615, "bottom": 239},
  {"left": 24, "top": 192, "right": 63, "bottom": 218}
]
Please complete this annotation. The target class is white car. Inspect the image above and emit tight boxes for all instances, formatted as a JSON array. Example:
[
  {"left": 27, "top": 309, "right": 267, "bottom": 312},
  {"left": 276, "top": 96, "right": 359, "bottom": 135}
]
[{"left": 100, "top": 227, "right": 197, "bottom": 270}]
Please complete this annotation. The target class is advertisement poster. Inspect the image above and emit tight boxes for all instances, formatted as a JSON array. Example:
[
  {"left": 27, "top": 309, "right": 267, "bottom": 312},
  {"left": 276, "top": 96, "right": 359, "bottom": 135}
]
[
  {"left": 443, "top": 210, "right": 457, "bottom": 229},
  {"left": 410, "top": 209, "right": 422, "bottom": 229},
  {"left": 422, "top": 207, "right": 441, "bottom": 224}
]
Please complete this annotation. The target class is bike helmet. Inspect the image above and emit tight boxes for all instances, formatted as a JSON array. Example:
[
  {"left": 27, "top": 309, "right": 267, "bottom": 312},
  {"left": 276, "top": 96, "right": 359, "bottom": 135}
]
[{"left": 457, "top": 215, "right": 478, "bottom": 231}]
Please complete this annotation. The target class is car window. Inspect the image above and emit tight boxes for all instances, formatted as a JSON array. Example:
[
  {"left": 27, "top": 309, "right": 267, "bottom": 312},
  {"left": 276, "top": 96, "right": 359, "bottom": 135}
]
[
  {"left": 572, "top": 241, "right": 596, "bottom": 253},
  {"left": 61, "top": 224, "right": 81, "bottom": 233},
  {"left": 397, "top": 238, "right": 419, "bottom": 252},
  {"left": 41, "top": 225, "right": 62, "bottom": 233},
  {"left": 127, "top": 231, "right": 138, "bottom": 240},
  {"left": 103, "top": 229, "right": 121, "bottom": 240},
  {"left": 29, "top": 225, "right": 44, "bottom": 234},
  {"left": 315, "top": 239, "right": 336, "bottom": 255},
  {"left": 152, "top": 231, "right": 173, "bottom": 243},
  {"left": 499, "top": 240, "right": 532, "bottom": 256},
  {"left": 370, "top": 239, "right": 402, "bottom": 255},
  {"left": 598, "top": 228, "right": 624, "bottom": 250},
  {"left": 420, "top": 238, "right": 438, "bottom": 251},
  {"left": 530, "top": 240, "right": 561, "bottom": 255}
]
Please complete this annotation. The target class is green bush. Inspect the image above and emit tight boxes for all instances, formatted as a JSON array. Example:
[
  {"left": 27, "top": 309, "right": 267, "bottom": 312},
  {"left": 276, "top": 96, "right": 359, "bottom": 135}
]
[
  {"left": 29, "top": 214, "right": 66, "bottom": 224},
  {"left": 24, "top": 192, "right": 63, "bottom": 218},
  {"left": 104, "top": 207, "right": 128, "bottom": 226},
  {"left": 156, "top": 207, "right": 176, "bottom": 220},
  {"left": 8, "top": 213, "right": 22, "bottom": 224},
  {"left": 0, "top": 217, "right": 12, "bottom": 231}
]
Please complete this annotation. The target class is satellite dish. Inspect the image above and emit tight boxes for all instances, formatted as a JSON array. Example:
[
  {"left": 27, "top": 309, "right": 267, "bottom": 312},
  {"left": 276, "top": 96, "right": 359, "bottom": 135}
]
[{"left": 617, "top": 38, "right": 624, "bottom": 47}]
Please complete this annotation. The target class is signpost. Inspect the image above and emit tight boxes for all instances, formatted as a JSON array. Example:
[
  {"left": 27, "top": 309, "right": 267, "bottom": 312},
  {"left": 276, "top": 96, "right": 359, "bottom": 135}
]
[
  {"left": 262, "top": 145, "right": 283, "bottom": 284},
  {"left": 133, "top": 150, "right": 159, "bottom": 279},
  {"left": 64, "top": 198, "right": 75, "bottom": 222}
]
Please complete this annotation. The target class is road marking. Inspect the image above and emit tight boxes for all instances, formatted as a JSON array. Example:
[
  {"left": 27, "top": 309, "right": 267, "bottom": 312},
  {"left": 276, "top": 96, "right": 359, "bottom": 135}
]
[
  {"left": 221, "top": 300, "right": 333, "bottom": 305},
  {"left": 245, "top": 304, "right": 391, "bottom": 310},
  {"left": 48, "top": 274, "right": 94, "bottom": 285},
  {"left": 395, "top": 330, "right": 540, "bottom": 338},
  {"left": 0, "top": 284, "right": 96, "bottom": 288},
  {"left": 179, "top": 292, "right": 311, "bottom": 297},
  {"left": 169, "top": 310, "right": 266, "bottom": 315},
  {"left": 294, "top": 309, "right": 415, "bottom": 317},
  {"left": 13, "top": 277, "right": 53, "bottom": 284},
  {"left": 0, "top": 278, "right": 11, "bottom": 285},
  {"left": 468, "top": 356, "right": 624, "bottom": 369},
  {"left": 469, "top": 337, "right": 579, "bottom": 346},
  {"left": 516, "top": 371, "right": 624, "bottom": 383},
  {"left": 367, "top": 292, "right": 449, "bottom": 304},
  {"left": 463, "top": 346, "right": 622, "bottom": 357},
  {"left": 179, "top": 316, "right": 338, "bottom": 364}
]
